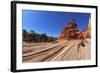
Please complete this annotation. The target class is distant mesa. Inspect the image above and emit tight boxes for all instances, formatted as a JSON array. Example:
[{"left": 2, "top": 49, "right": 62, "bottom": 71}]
[
  {"left": 58, "top": 18, "right": 91, "bottom": 40},
  {"left": 23, "top": 29, "right": 57, "bottom": 43}
]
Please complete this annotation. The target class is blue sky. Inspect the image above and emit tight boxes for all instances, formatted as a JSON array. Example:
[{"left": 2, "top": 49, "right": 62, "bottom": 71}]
[{"left": 22, "top": 10, "right": 90, "bottom": 37}]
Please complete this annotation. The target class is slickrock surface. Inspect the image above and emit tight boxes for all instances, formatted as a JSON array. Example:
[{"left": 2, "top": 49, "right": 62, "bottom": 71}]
[{"left": 23, "top": 39, "right": 91, "bottom": 63}]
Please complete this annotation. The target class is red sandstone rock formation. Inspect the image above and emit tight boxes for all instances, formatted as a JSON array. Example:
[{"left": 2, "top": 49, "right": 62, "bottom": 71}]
[
  {"left": 58, "top": 19, "right": 91, "bottom": 40},
  {"left": 58, "top": 20, "right": 80, "bottom": 40}
]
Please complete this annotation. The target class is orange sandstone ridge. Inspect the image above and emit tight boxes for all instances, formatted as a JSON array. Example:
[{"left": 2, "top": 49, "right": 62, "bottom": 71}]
[{"left": 58, "top": 19, "right": 91, "bottom": 40}]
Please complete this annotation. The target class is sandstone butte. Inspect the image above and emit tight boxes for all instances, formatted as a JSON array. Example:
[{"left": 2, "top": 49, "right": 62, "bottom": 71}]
[{"left": 58, "top": 18, "right": 91, "bottom": 41}]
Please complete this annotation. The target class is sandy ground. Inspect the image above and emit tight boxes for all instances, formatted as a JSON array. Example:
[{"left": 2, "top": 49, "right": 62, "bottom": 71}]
[{"left": 22, "top": 39, "right": 91, "bottom": 63}]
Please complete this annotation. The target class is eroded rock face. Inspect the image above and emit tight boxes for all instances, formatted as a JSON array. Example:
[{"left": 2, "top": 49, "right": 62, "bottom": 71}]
[
  {"left": 58, "top": 19, "right": 91, "bottom": 40},
  {"left": 58, "top": 21, "right": 80, "bottom": 40}
]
